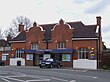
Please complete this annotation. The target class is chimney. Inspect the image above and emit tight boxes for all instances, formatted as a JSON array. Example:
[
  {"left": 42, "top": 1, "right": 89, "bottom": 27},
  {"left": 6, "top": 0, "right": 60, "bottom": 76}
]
[
  {"left": 33, "top": 22, "right": 37, "bottom": 27},
  {"left": 19, "top": 22, "right": 24, "bottom": 32},
  {"left": 96, "top": 16, "right": 101, "bottom": 27},
  {"left": 7, "top": 34, "right": 12, "bottom": 41},
  {"left": 59, "top": 19, "right": 64, "bottom": 25},
  {"left": 96, "top": 16, "right": 102, "bottom": 54},
  {"left": 96, "top": 16, "right": 102, "bottom": 36}
]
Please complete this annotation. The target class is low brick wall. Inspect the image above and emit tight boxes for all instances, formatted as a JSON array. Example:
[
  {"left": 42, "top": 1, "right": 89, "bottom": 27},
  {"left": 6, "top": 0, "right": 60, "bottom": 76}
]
[{"left": 100, "top": 51, "right": 110, "bottom": 68}]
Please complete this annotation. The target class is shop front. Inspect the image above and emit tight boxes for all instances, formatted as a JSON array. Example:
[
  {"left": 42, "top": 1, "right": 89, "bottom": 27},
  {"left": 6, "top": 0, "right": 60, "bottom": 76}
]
[
  {"left": 22, "top": 48, "right": 74, "bottom": 67},
  {"left": 52, "top": 48, "right": 74, "bottom": 67}
]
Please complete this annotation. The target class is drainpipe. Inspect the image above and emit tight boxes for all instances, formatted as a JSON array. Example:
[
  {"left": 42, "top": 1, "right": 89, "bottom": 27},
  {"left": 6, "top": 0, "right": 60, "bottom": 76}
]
[{"left": 96, "top": 39, "right": 99, "bottom": 69}]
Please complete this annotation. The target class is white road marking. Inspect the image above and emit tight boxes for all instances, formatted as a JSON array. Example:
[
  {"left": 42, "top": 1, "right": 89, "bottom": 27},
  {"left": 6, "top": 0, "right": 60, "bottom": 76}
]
[
  {"left": 39, "top": 70, "right": 98, "bottom": 80},
  {"left": 26, "top": 79, "right": 50, "bottom": 82},
  {"left": 1, "top": 78, "right": 11, "bottom": 82},
  {"left": 0, "top": 69, "right": 98, "bottom": 82},
  {"left": 93, "top": 77, "right": 98, "bottom": 78},
  {"left": 70, "top": 80, "right": 76, "bottom": 82},
  {"left": 0, "top": 72, "right": 51, "bottom": 82},
  {"left": 2, "top": 76, "right": 51, "bottom": 82},
  {"left": 82, "top": 70, "right": 88, "bottom": 72},
  {"left": 6, "top": 75, "right": 26, "bottom": 78},
  {"left": 4, "top": 77, "right": 25, "bottom": 82}
]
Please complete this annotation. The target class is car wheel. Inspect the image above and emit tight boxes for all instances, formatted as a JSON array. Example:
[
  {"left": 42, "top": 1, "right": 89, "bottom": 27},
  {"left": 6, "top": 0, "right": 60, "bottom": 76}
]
[
  {"left": 50, "top": 64, "right": 53, "bottom": 68},
  {"left": 57, "top": 64, "right": 60, "bottom": 68},
  {"left": 39, "top": 65, "right": 42, "bottom": 68},
  {"left": 48, "top": 64, "right": 52, "bottom": 68},
  {"left": 1, "top": 62, "right": 5, "bottom": 66}
]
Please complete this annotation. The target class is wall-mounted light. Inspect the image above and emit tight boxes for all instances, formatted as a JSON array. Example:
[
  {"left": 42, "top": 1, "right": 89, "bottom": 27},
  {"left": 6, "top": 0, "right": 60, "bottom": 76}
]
[
  {"left": 55, "top": 40, "right": 57, "bottom": 42},
  {"left": 91, "top": 48, "right": 94, "bottom": 50},
  {"left": 66, "top": 40, "right": 68, "bottom": 42},
  {"left": 88, "top": 46, "right": 90, "bottom": 49},
  {"left": 76, "top": 46, "right": 78, "bottom": 49},
  {"left": 38, "top": 41, "right": 40, "bottom": 43}
]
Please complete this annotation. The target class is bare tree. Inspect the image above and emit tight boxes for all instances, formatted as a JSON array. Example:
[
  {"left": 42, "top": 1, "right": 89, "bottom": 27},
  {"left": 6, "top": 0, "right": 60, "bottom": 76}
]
[
  {"left": 2, "top": 16, "right": 32, "bottom": 39},
  {"left": 2, "top": 27, "right": 16, "bottom": 39},
  {"left": 0, "top": 29, "right": 3, "bottom": 39},
  {"left": 12, "top": 16, "right": 32, "bottom": 31}
]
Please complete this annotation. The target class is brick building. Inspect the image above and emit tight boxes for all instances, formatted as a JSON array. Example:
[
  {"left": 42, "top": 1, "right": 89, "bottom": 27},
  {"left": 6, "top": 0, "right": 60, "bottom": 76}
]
[
  {"left": 1, "top": 16, "right": 102, "bottom": 69},
  {"left": 0, "top": 39, "right": 10, "bottom": 65}
]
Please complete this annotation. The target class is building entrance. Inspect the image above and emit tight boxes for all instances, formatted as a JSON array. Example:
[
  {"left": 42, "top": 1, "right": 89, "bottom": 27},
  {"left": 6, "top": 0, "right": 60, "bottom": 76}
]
[{"left": 33, "top": 54, "right": 44, "bottom": 66}]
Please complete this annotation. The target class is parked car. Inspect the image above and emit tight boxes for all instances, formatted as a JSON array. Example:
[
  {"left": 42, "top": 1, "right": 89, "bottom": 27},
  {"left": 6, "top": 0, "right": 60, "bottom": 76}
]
[
  {"left": 0, "top": 61, "right": 5, "bottom": 66},
  {"left": 39, "top": 58, "right": 61, "bottom": 68}
]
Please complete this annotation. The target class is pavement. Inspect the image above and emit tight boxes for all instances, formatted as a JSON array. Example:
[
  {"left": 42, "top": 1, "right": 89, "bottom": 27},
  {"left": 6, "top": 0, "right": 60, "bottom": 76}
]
[{"left": 14, "top": 65, "right": 110, "bottom": 72}]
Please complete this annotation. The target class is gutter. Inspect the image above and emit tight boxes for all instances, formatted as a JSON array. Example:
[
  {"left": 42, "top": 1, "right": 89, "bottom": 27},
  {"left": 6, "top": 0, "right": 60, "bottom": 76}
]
[
  {"left": 72, "top": 38, "right": 98, "bottom": 40},
  {"left": 9, "top": 40, "right": 26, "bottom": 43}
]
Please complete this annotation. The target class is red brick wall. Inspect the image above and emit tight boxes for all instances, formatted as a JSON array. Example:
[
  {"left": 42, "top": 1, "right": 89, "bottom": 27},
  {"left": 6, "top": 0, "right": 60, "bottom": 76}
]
[
  {"left": 51, "top": 22, "right": 73, "bottom": 49},
  {"left": 26, "top": 25, "right": 44, "bottom": 49},
  {"left": 0, "top": 52, "right": 10, "bottom": 65},
  {"left": 72, "top": 40, "right": 98, "bottom": 60},
  {"left": 11, "top": 42, "right": 26, "bottom": 57},
  {"left": 25, "top": 60, "right": 33, "bottom": 66}
]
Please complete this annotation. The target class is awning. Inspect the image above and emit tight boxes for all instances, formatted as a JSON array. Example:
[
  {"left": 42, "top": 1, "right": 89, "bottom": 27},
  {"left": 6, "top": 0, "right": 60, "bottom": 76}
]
[
  {"left": 21, "top": 48, "right": 74, "bottom": 54},
  {"left": 52, "top": 48, "right": 74, "bottom": 53},
  {"left": 21, "top": 49, "right": 52, "bottom": 54},
  {"left": 21, "top": 50, "right": 42, "bottom": 54}
]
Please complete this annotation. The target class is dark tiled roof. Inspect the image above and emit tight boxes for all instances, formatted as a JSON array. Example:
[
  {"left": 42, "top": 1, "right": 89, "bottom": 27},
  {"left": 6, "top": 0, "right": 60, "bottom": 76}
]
[
  {"left": 85, "top": 25, "right": 98, "bottom": 38},
  {"left": 40, "top": 24, "right": 56, "bottom": 40},
  {"left": 10, "top": 31, "right": 26, "bottom": 41},
  {"left": 67, "top": 22, "right": 98, "bottom": 38},
  {"left": 11, "top": 21, "right": 98, "bottom": 41},
  {"left": 0, "top": 39, "right": 7, "bottom": 47}
]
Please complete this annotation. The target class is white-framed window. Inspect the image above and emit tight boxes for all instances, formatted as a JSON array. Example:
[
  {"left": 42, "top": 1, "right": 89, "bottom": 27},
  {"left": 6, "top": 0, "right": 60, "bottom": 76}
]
[
  {"left": 78, "top": 48, "right": 89, "bottom": 59},
  {"left": 62, "top": 54, "right": 71, "bottom": 61},
  {"left": 57, "top": 42, "right": 66, "bottom": 49},
  {"left": 43, "top": 54, "right": 51, "bottom": 60},
  {"left": 16, "top": 49, "right": 22, "bottom": 58},
  {"left": 31, "top": 43, "right": 38, "bottom": 50},
  {"left": 26, "top": 54, "right": 33, "bottom": 60},
  {"left": 2, "top": 55, "right": 6, "bottom": 61},
  {"left": 2, "top": 53, "right": 9, "bottom": 61}
]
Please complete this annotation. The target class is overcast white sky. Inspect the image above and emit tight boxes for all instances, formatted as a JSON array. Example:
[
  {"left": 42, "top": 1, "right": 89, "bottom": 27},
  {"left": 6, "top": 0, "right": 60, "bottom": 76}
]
[{"left": 0, "top": 0, "right": 110, "bottom": 48}]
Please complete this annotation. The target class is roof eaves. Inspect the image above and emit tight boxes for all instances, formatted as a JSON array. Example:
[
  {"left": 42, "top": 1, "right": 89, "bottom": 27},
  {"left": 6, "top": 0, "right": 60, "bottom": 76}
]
[
  {"left": 9, "top": 40, "right": 26, "bottom": 43},
  {"left": 72, "top": 38, "right": 98, "bottom": 40}
]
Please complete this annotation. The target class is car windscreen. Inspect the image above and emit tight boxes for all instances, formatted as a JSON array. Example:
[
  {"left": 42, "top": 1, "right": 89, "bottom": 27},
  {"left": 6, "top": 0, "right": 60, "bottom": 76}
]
[{"left": 45, "top": 58, "right": 53, "bottom": 61}]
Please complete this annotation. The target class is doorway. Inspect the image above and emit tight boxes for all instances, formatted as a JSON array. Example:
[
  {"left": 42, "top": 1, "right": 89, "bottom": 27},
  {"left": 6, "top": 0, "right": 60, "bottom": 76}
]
[{"left": 33, "top": 54, "right": 39, "bottom": 66}]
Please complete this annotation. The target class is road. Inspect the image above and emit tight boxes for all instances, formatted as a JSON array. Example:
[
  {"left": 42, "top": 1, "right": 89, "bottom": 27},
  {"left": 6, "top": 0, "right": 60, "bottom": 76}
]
[{"left": 0, "top": 66, "right": 110, "bottom": 82}]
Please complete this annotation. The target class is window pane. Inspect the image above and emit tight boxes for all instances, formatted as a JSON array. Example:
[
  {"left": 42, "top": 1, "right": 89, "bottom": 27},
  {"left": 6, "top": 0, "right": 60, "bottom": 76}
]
[
  {"left": 86, "top": 52, "right": 88, "bottom": 59},
  {"left": 59, "top": 54, "right": 62, "bottom": 61},
  {"left": 2, "top": 55, "right": 6, "bottom": 61},
  {"left": 57, "top": 42, "right": 66, "bottom": 49},
  {"left": 82, "top": 52, "right": 85, "bottom": 59},
  {"left": 27, "top": 54, "right": 33, "bottom": 60},
  {"left": 16, "top": 50, "right": 22, "bottom": 58},
  {"left": 78, "top": 48, "right": 88, "bottom": 59},
  {"left": 31, "top": 43, "right": 38, "bottom": 50}
]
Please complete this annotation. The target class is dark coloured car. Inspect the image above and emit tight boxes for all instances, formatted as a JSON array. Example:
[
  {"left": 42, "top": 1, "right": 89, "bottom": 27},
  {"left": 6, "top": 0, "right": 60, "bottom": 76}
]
[
  {"left": 0, "top": 61, "right": 5, "bottom": 66},
  {"left": 39, "top": 58, "right": 61, "bottom": 68}
]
